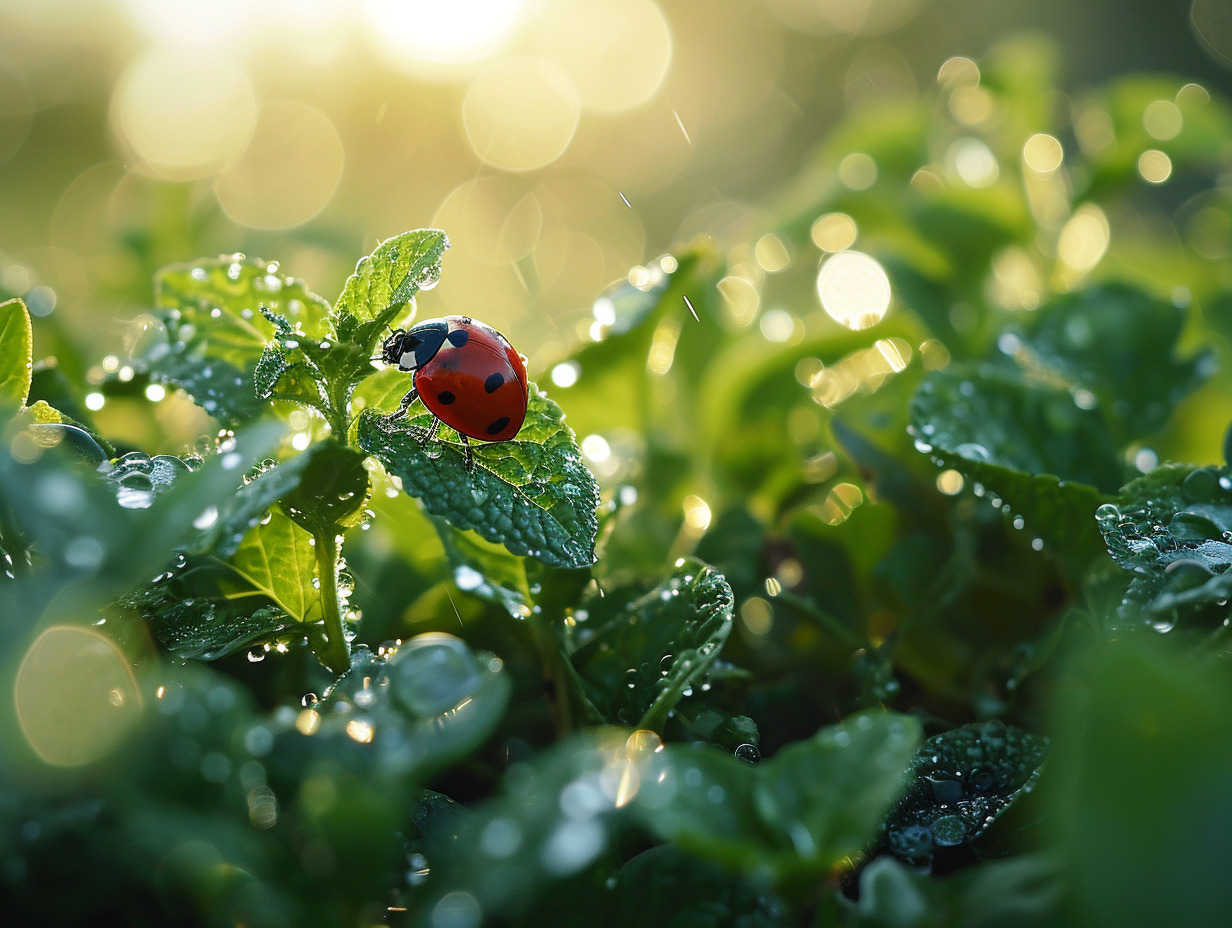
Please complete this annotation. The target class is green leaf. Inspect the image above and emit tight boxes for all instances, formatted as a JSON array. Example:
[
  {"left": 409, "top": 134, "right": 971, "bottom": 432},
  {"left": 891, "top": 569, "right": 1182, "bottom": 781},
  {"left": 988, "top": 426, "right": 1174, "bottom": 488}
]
[
  {"left": 356, "top": 383, "right": 599, "bottom": 569},
  {"left": 437, "top": 520, "right": 535, "bottom": 620},
  {"left": 637, "top": 711, "right": 921, "bottom": 889},
  {"left": 568, "top": 558, "right": 734, "bottom": 729},
  {"left": 397, "top": 728, "right": 639, "bottom": 927},
  {"left": 0, "top": 420, "right": 283, "bottom": 608},
  {"left": 277, "top": 441, "right": 370, "bottom": 535},
  {"left": 133, "top": 255, "right": 331, "bottom": 425},
  {"left": 310, "top": 633, "right": 511, "bottom": 782},
  {"left": 332, "top": 229, "right": 450, "bottom": 340},
  {"left": 844, "top": 854, "right": 1063, "bottom": 928},
  {"left": 1012, "top": 283, "right": 1212, "bottom": 440},
  {"left": 139, "top": 508, "right": 325, "bottom": 660},
  {"left": 612, "top": 846, "right": 792, "bottom": 928},
  {"left": 878, "top": 721, "right": 1048, "bottom": 866},
  {"left": 911, "top": 362, "right": 1111, "bottom": 574},
  {"left": 0, "top": 298, "right": 32, "bottom": 407},
  {"left": 1051, "top": 641, "right": 1232, "bottom": 928},
  {"left": 1096, "top": 463, "right": 1232, "bottom": 631}
]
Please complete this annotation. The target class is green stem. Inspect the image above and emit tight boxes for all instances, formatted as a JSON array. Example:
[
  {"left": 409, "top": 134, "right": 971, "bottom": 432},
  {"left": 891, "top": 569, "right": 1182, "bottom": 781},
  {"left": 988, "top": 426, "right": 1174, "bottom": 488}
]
[
  {"left": 312, "top": 528, "right": 351, "bottom": 675},
  {"left": 527, "top": 610, "right": 589, "bottom": 736}
]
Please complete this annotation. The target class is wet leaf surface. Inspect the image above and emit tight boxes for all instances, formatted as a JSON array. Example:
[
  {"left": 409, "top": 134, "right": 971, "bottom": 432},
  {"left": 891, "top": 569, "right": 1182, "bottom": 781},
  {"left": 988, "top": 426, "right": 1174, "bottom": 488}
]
[{"left": 357, "top": 384, "right": 598, "bottom": 568}]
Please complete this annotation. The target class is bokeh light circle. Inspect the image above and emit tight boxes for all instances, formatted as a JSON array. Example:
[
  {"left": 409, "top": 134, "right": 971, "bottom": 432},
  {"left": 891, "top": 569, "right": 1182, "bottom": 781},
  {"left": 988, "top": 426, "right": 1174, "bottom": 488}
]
[
  {"left": 15, "top": 625, "right": 142, "bottom": 767},
  {"left": 816, "top": 250, "right": 892, "bottom": 330},
  {"left": 215, "top": 101, "right": 344, "bottom": 230},
  {"left": 533, "top": 0, "right": 673, "bottom": 114},
  {"left": 111, "top": 49, "right": 256, "bottom": 181},
  {"left": 463, "top": 57, "right": 580, "bottom": 172}
]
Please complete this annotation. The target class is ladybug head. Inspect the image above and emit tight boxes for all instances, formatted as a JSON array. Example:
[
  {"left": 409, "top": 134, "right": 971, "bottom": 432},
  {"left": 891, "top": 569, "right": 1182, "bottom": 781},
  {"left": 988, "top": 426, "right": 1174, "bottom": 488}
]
[{"left": 381, "top": 319, "right": 449, "bottom": 372}]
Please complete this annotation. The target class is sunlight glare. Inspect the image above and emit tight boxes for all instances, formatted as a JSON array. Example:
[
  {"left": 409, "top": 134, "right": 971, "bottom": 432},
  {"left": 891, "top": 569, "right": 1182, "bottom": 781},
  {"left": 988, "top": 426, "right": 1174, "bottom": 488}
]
[
  {"left": 816, "top": 251, "right": 891, "bottom": 330},
  {"left": 363, "top": 0, "right": 527, "bottom": 75}
]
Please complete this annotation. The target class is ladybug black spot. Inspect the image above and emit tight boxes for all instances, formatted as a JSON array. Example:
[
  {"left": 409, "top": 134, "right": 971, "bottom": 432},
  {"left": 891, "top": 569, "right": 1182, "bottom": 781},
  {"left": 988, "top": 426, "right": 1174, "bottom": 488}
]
[
  {"left": 486, "top": 416, "right": 511, "bottom": 436},
  {"left": 484, "top": 372, "right": 504, "bottom": 394},
  {"left": 447, "top": 329, "right": 469, "bottom": 347},
  {"left": 437, "top": 391, "right": 456, "bottom": 405}
]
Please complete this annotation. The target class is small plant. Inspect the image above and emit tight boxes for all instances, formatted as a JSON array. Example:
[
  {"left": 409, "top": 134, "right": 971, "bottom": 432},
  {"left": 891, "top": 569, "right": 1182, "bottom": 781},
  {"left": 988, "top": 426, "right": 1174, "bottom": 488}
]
[{"left": 5, "top": 38, "right": 1232, "bottom": 928}]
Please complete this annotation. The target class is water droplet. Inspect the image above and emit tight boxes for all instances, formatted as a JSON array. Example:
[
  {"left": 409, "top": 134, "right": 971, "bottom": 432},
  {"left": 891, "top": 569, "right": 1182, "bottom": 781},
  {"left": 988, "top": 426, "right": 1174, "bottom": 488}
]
[{"left": 735, "top": 743, "right": 761, "bottom": 765}]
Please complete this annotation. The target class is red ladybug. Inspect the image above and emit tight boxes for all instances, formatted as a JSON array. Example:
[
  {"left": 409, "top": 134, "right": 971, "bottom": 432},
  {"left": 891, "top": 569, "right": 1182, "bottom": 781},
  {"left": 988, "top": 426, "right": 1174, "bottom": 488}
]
[{"left": 380, "top": 315, "right": 528, "bottom": 471}]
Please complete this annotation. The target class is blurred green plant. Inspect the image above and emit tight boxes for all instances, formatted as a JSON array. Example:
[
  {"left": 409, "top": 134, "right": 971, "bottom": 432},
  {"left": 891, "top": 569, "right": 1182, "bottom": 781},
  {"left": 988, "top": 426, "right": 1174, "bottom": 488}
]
[{"left": 4, "top": 36, "right": 1232, "bottom": 928}]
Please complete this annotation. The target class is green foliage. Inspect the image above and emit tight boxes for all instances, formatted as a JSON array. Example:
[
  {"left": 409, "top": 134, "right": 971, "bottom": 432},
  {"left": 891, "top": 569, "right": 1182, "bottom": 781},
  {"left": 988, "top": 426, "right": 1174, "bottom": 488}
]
[
  {"left": 0, "top": 297, "right": 32, "bottom": 406},
  {"left": 1096, "top": 462, "right": 1232, "bottom": 632},
  {"left": 1051, "top": 641, "right": 1232, "bottom": 928},
  {"left": 879, "top": 721, "right": 1048, "bottom": 865},
  {"left": 636, "top": 712, "right": 921, "bottom": 892},
  {"left": 568, "top": 557, "right": 733, "bottom": 729},
  {"left": 8, "top": 41, "right": 1232, "bottom": 928},
  {"left": 357, "top": 386, "right": 599, "bottom": 569}
]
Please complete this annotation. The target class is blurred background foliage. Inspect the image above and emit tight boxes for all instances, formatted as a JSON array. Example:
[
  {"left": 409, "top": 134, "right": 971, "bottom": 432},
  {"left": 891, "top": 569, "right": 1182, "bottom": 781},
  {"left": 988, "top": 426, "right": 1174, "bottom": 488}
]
[{"left": 6, "top": 0, "right": 1232, "bottom": 925}]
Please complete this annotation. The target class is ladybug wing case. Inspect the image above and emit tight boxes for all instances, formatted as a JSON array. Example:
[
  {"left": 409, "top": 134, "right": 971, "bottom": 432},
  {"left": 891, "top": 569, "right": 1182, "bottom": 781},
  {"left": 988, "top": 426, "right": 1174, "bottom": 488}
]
[{"left": 415, "top": 318, "right": 528, "bottom": 442}]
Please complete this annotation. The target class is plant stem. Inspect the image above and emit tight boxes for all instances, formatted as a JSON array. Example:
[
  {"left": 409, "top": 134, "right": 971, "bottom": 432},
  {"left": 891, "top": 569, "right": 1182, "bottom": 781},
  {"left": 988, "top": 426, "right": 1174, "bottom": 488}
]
[
  {"left": 313, "top": 528, "right": 351, "bottom": 675},
  {"left": 527, "top": 610, "right": 585, "bottom": 736}
]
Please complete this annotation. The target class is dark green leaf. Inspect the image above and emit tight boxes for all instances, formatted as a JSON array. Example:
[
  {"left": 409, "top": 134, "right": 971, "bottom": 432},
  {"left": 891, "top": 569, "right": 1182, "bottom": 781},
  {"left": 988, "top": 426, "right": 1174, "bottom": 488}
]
[
  {"left": 879, "top": 721, "right": 1048, "bottom": 866},
  {"left": 309, "top": 634, "right": 511, "bottom": 782},
  {"left": 0, "top": 298, "right": 32, "bottom": 406},
  {"left": 1013, "top": 283, "right": 1212, "bottom": 439},
  {"left": 612, "top": 845, "right": 792, "bottom": 928},
  {"left": 397, "top": 728, "right": 638, "bottom": 927},
  {"left": 356, "top": 384, "right": 598, "bottom": 568},
  {"left": 845, "top": 854, "right": 1063, "bottom": 928},
  {"left": 1096, "top": 463, "right": 1232, "bottom": 630},
  {"left": 436, "top": 520, "right": 534, "bottom": 620},
  {"left": 277, "top": 441, "right": 370, "bottom": 534},
  {"left": 568, "top": 558, "right": 734, "bottom": 729},
  {"left": 1051, "top": 641, "right": 1232, "bottom": 928},
  {"left": 637, "top": 711, "right": 921, "bottom": 887},
  {"left": 911, "top": 362, "right": 1111, "bottom": 574},
  {"left": 0, "top": 420, "right": 283, "bottom": 607},
  {"left": 133, "top": 255, "right": 331, "bottom": 425}
]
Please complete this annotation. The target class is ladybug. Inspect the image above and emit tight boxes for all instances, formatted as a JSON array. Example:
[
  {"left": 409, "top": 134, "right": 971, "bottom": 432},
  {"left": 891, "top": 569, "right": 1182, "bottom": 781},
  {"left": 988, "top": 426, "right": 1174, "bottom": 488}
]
[{"left": 379, "top": 315, "right": 528, "bottom": 472}]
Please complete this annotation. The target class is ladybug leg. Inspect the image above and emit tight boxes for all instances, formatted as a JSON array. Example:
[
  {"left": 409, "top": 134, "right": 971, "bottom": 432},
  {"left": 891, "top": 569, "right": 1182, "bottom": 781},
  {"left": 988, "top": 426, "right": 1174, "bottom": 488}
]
[
  {"left": 415, "top": 416, "right": 441, "bottom": 445},
  {"left": 459, "top": 434, "right": 474, "bottom": 474},
  {"left": 381, "top": 388, "right": 420, "bottom": 425}
]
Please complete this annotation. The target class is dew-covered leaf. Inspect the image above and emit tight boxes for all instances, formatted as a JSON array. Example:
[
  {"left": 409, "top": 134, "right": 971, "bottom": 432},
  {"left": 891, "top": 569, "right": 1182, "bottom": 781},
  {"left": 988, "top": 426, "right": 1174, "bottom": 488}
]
[
  {"left": 132, "top": 255, "right": 331, "bottom": 425},
  {"left": 395, "top": 728, "right": 642, "bottom": 927},
  {"left": 0, "top": 298, "right": 32, "bottom": 407},
  {"left": 568, "top": 558, "right": 734, "bottom": 729},
  {"left": 436, "top": 520, "right": 534, "bottom": 620},
  {"left": 0, "top": 420, "right": 282, "bottom": 607},
  {"left": 277, "top": 441, "right": 370, "bottom": 535},
  {"left": 879, "top": 721, "right": 1048, "bottom": 866},
  {"left": 1012, "top": 283, "right": 1212, "bottom": 440},
  {"left": 910, "top": 362, "right": 1111, "bottom": 574},
  {"left": 103, "top": 451, "right": 197, "bottom": 511},
  {"left": 1096, "top": 463, "right": 1232, "bottom": 631},
  {"left": 356, "top": 384, "right": 598, "bottom": 569},
  {"left": 307, "top": 633, "right": 511, "bottom": 782},
  {"left": 137, "top": 508, "right": 325, "bottom": 661},
  {"left": 637, "top": 711, "right": 921, "bottom": 886},
  {"left": 331, "top": 228, "right": 450, "bottom": 342}
]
